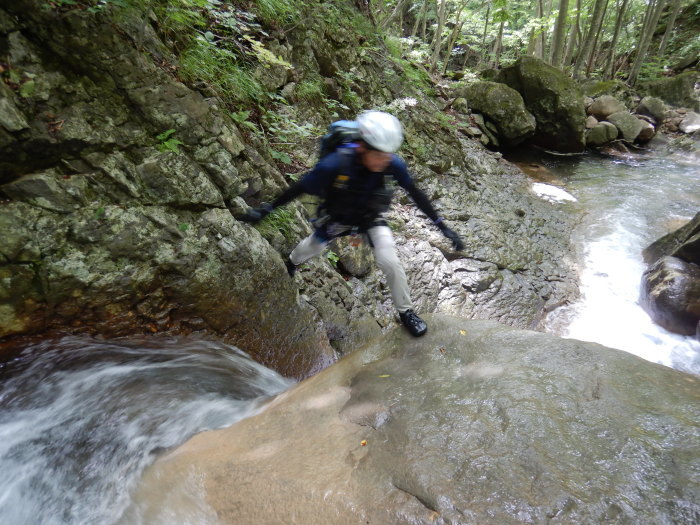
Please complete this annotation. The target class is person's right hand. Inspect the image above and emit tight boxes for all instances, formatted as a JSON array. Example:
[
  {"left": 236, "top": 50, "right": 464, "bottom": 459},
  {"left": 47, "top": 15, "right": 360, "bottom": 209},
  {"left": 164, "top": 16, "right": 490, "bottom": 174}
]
[{"left": 238, "top": 203, "right": 273, "bottom": 224}]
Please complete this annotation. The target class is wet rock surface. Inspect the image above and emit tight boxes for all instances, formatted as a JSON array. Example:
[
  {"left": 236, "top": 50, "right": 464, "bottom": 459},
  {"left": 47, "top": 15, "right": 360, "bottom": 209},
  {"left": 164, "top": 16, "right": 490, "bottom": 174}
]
[
  {"left": 0, "top": 3, "right": 579, "bottom": 376},
  {"left": 128, "top": 315, "right": 700, "bottom": 525},
  {"left": 641, "top": 213, "right": 700, "bottom": 337}
]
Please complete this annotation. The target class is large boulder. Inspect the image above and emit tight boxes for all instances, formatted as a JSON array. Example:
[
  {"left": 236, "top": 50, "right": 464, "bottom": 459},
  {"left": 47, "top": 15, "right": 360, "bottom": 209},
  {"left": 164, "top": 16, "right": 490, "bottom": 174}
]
[
  {"left": 642, "top": 71, "right": 700, "bottom": 112},
  {"left": 586, "top": 121, "right": 619, "bottom": 146},
  {"left": 588, "top": 95, "right": 626, "bottom": 119},
  {"left": 641, "top": 213, "right": 700, "bottom": 337},
  {"left": 460, "top": 81, "right": 536, "bottom": 146},
  {"left": 606, "top": 111, "right": 644, "bottom": 142},
  {"left": 127, "top": 315, "right": 700, "bottom": 524},
  {"left": 636, "top": 96, "right": 668, "bottom": 123},
  {"left": 498, "top": 56, "right": 586, "bottom": 152},
  {"left": 680, "top": 112, "right": 700, "bottom": 133},
  {"left": 641, "top": 256, "right": 700, "bottom": 336}
]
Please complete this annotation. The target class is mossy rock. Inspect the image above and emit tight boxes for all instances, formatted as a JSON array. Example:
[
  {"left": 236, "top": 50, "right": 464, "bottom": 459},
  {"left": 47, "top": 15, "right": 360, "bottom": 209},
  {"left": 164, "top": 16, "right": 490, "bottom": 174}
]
[
  {"left": 641, "top": 71, "right": 700, "bottom": 111},
  {"left": 497, "top": 56, "right": 585, "bottom": 152},
  {"left": 460, "top": 81, "right": 536, "bottom": 146}
]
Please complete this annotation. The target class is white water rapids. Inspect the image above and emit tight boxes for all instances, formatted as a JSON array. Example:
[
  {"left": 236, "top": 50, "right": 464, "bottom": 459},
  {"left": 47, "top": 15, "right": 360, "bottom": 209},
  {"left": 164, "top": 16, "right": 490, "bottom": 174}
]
[
  {"left": 0, "top": 336, "right": 293, "bottom": 525},
  {"left": 540, "top": 149, "right": 700, "bottom": 375}
]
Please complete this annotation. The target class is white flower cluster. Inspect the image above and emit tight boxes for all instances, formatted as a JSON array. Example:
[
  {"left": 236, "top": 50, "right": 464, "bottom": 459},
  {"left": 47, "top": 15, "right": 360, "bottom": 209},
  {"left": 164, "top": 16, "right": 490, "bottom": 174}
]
[{"left": 387, "top": 97, "right": 419, "bottom": 111}]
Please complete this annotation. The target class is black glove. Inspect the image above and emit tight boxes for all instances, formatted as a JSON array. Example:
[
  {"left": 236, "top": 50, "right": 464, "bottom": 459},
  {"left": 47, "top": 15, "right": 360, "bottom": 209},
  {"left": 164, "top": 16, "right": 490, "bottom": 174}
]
[
  {"left": 238, "top": 203, "right": 273, "bottom": 224},
  {"left": 437, "top": 221, "right": 465, "bottom": 251}
]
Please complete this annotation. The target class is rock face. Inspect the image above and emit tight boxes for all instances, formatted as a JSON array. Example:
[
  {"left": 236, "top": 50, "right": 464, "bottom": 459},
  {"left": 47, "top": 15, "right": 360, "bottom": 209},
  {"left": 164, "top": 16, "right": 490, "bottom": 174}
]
[
  {"left": 498, "top": 56, "right": 586, "bottom": 152},
  {"left": 127, "top": 315, "right": 700, "bottom": 525},
  {"left": 641, "top": 213, "right": 700, "bottom": 338},
  {"left": 460, "top": 81, "right": 536, "bottom": 145},
  {"left": 0, "top": 2, "right": 579, "bottom": 376},
  {"left": 643, "top": 71, "right": 700, "bottom": 111}
]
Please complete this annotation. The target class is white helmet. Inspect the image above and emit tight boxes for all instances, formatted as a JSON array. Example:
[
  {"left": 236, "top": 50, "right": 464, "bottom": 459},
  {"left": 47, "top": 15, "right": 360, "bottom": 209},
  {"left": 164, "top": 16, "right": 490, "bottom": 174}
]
[{"left": 356, "top": 111, "right": 404, "bottom": 152}]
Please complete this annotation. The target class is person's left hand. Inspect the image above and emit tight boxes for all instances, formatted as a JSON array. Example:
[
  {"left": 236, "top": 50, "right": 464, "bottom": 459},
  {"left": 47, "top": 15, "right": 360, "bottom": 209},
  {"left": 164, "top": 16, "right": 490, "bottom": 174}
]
[{"left": 438, "top": 223, "right": 464, "bottom": 251}]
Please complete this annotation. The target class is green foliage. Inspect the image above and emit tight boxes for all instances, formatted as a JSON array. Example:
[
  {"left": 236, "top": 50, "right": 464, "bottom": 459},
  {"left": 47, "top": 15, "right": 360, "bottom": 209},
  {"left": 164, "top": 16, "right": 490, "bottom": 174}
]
[
  {"left": 255, "top": 208, "right": 297, "bottom": 240},
  {"left": 637, "top": 56, "right": 666, "bottom": 83},
  {"left": 326, "top": 249, "right": 340, "bottom": 268},
  {"left": 94, "top": 206, "right": 106, "bottom": 220},
  {"left": 178, "top": 223, "right": 190, "bottom": 232},
  {"left": 179, "top": 38, "right": 265, "bottom": 106},
  {"left": 230, "top": 110, "right": 259, "bottom": 132},
  {"left": 156, "top": 129, "right": 184, "bottom": 153}
]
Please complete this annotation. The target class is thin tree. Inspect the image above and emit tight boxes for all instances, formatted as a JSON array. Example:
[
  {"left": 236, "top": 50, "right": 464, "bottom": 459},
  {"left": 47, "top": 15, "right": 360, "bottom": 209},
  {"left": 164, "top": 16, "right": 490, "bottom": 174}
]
[
  {"left": 585, "top": 0, "right": 609, "bottom": 75},
  {"left": 478, "top": 3, "right": 491, "bottom": 66},
  {"left": 572, "top": 0, "right": 609, "bottom": 78},
  {"left": 430, "top": 0, "right": 448, "bottom": 72},
  {"left": 411, "top": 0, "right": 429, "bottom": 38},
  {"left": 549, "top": 0, "right": 571, "bottom": 67},
  {"left": 658, "top": 0, "right": 683, "bottom": 58},
  {"left": 442, "top": 3, "right": 467, "bottom": 74},
  {"left": 628, "top": 0, "right": 668, "bottom": 85},
  {"left": 562, "top": 0, "right": 582, "bottom": 67},
  {"left": 603, "top": 0, "right": 630, "bottom": 78}
]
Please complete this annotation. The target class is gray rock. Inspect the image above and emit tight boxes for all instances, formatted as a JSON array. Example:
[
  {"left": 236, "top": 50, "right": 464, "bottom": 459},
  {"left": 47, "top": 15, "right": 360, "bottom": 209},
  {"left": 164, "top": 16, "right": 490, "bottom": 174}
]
[
  {"left": 1, "top": 170, "right": 90, "bottom": 213},
  {"left": 129, "top": 315, "right": 700, "bottom": 525},
  {"left": 498, "top": 56, "right": 586, "bottom": 152},
  {"left": 459, "top": 81, "right": 536, "bottom": 146},
  {"left": 679, "top": 112, "right": 700, "bottom": 133},
  {"left": 585, "top": 115, "right": 598, "bottom": 129},
  {"left": 586, "top": 121, "right": 619, "bottom": 146},
  {"left": 636, "top": 119, "right": 656, "bottom": 143},
  {"left": 606, "top": 111, "right": 644, "bottom": 142},
  {"left": 641, "top": 256, "right": 700, "bottom": 336},
  {"left": 588, "top": 95, "right": 626, "bottom": 119},
  {"left": 636, "top": 96, "right": 668, "bottom": 123}
]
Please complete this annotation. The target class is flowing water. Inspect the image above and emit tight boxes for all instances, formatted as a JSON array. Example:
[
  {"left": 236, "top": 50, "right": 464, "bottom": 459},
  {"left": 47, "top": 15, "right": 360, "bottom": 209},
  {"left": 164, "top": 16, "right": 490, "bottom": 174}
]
[
  {"left": 0, "top": 335, "right": 293, "bottom": 525},
  {"left": 525, "top": 147, "right": 700, "bottom": 375},
  {"left": 1, "top": 144, "right": 698, "bottom": 525}
]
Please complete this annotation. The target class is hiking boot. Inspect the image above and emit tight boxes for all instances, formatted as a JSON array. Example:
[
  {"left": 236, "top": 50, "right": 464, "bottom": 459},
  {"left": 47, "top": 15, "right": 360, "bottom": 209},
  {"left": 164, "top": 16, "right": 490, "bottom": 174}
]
[
  {"left": 285, "top": 259, "right": 298, "bottom": 277},
  {"left": 399, "top": 309, "right": 427, "bottom": 337}
]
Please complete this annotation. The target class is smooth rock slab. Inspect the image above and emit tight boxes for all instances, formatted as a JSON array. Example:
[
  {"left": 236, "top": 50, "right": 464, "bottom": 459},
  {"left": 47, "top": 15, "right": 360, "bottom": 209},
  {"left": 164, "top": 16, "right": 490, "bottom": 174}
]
[{"left": 127, "top": 316, "right": 700, "bottom": 525}]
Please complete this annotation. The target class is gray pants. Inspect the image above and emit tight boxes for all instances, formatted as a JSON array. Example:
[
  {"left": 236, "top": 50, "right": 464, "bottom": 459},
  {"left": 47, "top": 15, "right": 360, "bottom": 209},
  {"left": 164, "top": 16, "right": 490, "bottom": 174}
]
[{"left": 289, "top": 225, "right": 413, "bottom": 313}]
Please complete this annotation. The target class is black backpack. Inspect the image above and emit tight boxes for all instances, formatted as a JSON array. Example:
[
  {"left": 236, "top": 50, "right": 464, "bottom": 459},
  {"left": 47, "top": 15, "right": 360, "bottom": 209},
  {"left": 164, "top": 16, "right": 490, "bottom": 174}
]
[{"left": 318, "top": 120, "right": 360, "bottom": 158}]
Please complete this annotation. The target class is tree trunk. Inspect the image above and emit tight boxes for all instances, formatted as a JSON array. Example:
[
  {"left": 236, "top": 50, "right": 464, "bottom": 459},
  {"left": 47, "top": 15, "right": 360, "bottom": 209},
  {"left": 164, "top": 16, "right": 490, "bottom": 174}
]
[
  {"left": 549, "top": 0, "right": 570, "bottom": 66},
  {"left": 430, "top": 0, "right": 448, "bottom": 72},
  {"left": 443, "top": 20, "right": 465, "bottom": 74},
  {"left": 628, "top": 0, "right": 668, "bottom": 85},
  {"left": 562, "top": 0, "right": 582, "bottom": 67},
  {"left": 411, "top": 0, "right": 428, "bottom": 38},
  {"left": 572, "top": 0, "right": 608, "bottom": 78},
  {"left": 604, "top": 0, "right": 630, "bottom": 78},
  {"left": 380, "top": 0, "right": 411, "bottom": 30},
  {"left": 479, "top": 4, "right": 490, "bottom": 66},
  {"left": 534, "top": 0, "right": 545, "bottom": 59},
  {"left": 585, "top": 0, "right": 609, "bottom": 75},
  {"left": 442, "top": 4, "right": 466, "bottom": 74},
  {"left": 493, "top": 19, "right": 505, "bottom": 67},
  {"left": 658, "top": 0, "right": 682, "bottom": 57}
]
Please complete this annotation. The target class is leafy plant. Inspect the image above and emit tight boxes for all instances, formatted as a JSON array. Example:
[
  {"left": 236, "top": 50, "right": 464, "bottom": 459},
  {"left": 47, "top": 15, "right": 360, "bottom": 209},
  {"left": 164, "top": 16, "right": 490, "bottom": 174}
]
[
  {"left": 255, "top": 208, "right": 297, "bottom": 240},
  {"left": 156, "top": 129, "right": 184, "bottom": 153},
  {"left": 230, "top": 110, "right": 259, "bottom": 133},
  {"left": 326, "top": 249, "right": 340, "bottom": 268}
]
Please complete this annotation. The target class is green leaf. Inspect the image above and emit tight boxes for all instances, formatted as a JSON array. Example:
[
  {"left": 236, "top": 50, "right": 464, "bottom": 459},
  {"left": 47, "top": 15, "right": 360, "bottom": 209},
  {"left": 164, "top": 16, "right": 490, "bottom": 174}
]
[
  {"left": 178, "top": 223, "right": 189, "bottom": 232},
  {"left": 156, "top": 129, "right": 177, "bottom": 141},
  {"left": 19, "top": 80, "right": 35, "bottom": 98},
  {"left": 270, "top": 150, "right": 292, "bottom": 164}
]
